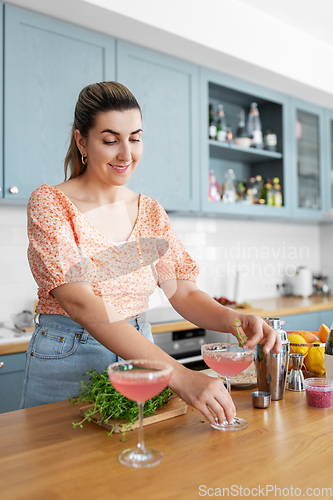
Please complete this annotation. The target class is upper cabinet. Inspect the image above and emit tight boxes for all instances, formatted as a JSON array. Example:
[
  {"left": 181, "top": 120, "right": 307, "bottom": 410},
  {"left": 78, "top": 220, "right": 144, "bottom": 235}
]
[
  {"left": 324, "top": 108, "right": 333, "bottom": 219},
  {"left": 117, "top": 41, "right": 200, "bottom": 211},
  {"left": 3, "top": 4, "right": 115, "bottom": 200},
  {"left": 0, "top": 3, "right": 3, "bottom": 198},
  {"left": 290, "top": 99, "right": 328, "bottom": 220},
  {"left": 199, "top": 68, "right": 292, "bottom": 217},
  {"left": 1, "top": 3, "right": 333, "bottom": 221}
]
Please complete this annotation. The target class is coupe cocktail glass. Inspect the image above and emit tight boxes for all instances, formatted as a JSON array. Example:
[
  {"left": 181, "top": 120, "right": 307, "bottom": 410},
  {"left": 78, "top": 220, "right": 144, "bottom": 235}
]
[
  {"left": 201, "top": 342, "right": 254, "bottom": 431},
  {"left": 108, "top": 359, "right": 173, "bottom": 468}
]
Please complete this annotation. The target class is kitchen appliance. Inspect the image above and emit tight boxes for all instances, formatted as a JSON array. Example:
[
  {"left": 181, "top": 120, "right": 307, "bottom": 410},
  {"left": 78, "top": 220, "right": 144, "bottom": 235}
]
[
  {"left": 254, "top": 318, "right": 290, "bottom": 400},
  {"left": 152, "top": 327, "right": 232, "bottom": 367},
  {"left": 292, "top": 266, "right": 313, "bottom": 297},
  {"left": 313, "top": 274, "right": 331, "bottom": 295},
  {"left": 146, "top": 307, "right": 233, "bottom": 367}
]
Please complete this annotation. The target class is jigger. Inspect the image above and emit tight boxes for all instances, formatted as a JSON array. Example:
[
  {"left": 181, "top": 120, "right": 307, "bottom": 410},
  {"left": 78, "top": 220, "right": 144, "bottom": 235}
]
[{"left": 287, "top": 353, "right": 305, "bottom": 392}]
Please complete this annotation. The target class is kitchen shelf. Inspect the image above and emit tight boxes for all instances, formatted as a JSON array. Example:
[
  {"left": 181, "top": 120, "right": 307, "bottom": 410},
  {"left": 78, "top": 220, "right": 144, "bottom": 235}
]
[
  {"left": 200, "top": 67, "right": 291, "bottom": 216},
  {"left": 209, "top": 140, "right": 283, "bottom": 163}
]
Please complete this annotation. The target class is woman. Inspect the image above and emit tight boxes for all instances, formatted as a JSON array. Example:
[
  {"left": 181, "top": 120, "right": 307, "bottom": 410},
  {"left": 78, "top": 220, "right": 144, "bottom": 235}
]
[{"left": 21, "top": 81, "right": 281, "bottom": 426}]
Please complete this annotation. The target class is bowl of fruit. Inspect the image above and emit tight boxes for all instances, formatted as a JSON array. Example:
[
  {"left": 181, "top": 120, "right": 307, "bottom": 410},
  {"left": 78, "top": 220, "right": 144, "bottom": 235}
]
[{"left": 287, "top": 324, "right": 329, "bottom": 377}]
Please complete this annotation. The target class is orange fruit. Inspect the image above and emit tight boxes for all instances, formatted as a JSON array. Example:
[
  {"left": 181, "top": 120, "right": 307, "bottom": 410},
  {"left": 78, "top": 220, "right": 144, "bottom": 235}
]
[
  {"left": 297, "top": 330, "right": 319, "bottom": 343},
  {"left": 304, "top": 341, "right": 325, "bottom": 375},
  {"left": 318, "top": 323, "right": 330, "bottom": 343}
]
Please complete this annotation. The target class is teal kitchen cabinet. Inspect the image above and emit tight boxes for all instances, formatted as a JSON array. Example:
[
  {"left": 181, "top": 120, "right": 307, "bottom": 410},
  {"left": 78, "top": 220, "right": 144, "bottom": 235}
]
[
  {"left": 199, "top": 67, "right": 292, "bottom": 218},
  {"left": 290, "top": 99, "right": 328, "bottom": 221},
  {"left": 0, "top": 4, "right": 2, "bottom": 199},
  {"left": 0, "top": 352, "right": 26, "bottom": 413},
  {"left": 280, "top": 312, "right": 321, "bottom": 332},
  {"left": 320, "top": 309, "right": 333, "bottom": 328},
  {"left": 3, "top": 4, "right": 115, "bottom": 201},
  {"left": 117, "top": 40, "right": 200, "bottom": 211},
  {"left": 281, "top": 310, "right": 333, "bottom": 332},
  {"left": 323, "top": 109, "right": 333, "bottom": 220}
]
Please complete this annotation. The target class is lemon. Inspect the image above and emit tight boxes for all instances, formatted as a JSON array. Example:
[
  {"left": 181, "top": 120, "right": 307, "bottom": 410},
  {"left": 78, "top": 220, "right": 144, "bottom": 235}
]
[
  {"left": 304, "top": 341, "right": 325, "bottom": 375},
  {"left": 287, "top": 333, "right": 310, "bottom": 357}
]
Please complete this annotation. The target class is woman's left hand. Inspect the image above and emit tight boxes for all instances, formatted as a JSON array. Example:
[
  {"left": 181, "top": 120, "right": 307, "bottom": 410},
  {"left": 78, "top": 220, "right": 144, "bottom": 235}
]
[{"left": 229, "top": 313, "right": 282, "bottom": 354}]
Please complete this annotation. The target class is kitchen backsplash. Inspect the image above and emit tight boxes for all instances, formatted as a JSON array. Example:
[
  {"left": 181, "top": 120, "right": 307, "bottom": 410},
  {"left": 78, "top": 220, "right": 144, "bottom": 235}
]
[{"left": 0, "top": 204, "right": 328, "bottom": 323}]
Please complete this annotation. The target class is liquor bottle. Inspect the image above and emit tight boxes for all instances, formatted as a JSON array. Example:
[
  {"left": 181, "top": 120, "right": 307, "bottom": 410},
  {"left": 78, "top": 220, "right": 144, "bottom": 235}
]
[
  {"left": 272, "top": 177, "right": 282, "bottom": 207},
  {"left": 264, "top": 129, "right": 277, "bottom": 151},
  {"left": 216, "top": 104, "right": 228, "bottom": 142},
  {"left": 236, "top": 182, "right": 246, "bottom": 202},
  {"left": 235, "top": 109, "right": 248, "bottom": 138},
  {"left": 265, "top": 182, "right": 274, "bottom": 206},
  {"left": 247, "top": 102, "right": 263, "bottom": 149},
  {"left": 222, "top": 169, "right": 236, "bottom": 203},
  {"left": 325, "top": 322, "right": 333, "bottom": 380},
  {"left": 252, "top": 175, "right": 264, "bottom": 203},
  {"left": 209, "top": 104, "right": 217, "bottom": 139},
  {"left": 208, "top": 170, "right": 221, "bottom": 202}
]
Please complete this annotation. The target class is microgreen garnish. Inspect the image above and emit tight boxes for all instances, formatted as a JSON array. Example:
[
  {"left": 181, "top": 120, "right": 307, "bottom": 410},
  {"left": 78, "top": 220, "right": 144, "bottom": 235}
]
[
  {"left": 233, "top": 320, "right": 247, "bottom": 347},
  {"left": 70, "top": 368, "right": 173, "bottom": 440}
]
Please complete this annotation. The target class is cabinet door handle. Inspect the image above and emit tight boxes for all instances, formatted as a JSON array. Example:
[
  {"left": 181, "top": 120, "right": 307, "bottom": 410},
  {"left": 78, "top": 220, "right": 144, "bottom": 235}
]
[{"left": 9, "top": 186, "right": 18, "bottom": 194}]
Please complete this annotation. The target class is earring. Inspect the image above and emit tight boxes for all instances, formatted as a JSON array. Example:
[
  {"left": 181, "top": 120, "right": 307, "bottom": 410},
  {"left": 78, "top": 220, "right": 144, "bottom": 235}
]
[{"left": 81, "top": 153, "right": 87, "bottom": 165}]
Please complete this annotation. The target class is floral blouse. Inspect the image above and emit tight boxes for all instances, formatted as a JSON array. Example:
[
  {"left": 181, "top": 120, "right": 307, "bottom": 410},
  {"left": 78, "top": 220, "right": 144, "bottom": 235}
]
[{"left": 27, "top": 185, "right": 199, "bottom": 319}]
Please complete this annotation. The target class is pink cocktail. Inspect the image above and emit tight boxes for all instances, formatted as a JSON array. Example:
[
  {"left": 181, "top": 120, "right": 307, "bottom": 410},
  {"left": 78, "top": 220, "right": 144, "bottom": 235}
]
[
  {"left": 202, "top": 343, "right": 254, "bottom": 431},
  {"left": 108, "top": 359, "right": 172, "bottom": 468},
  {"left": 204, "top": 357, "right": 253, "bottom": 378},
  {"left": 110, "top": 372, "right": 171, "bottom": 403}
]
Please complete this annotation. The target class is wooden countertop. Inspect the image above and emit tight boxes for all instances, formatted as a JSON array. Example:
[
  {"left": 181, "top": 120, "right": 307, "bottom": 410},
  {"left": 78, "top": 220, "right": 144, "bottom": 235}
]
[
  {"left": 151, "top": 294, "right": 333, "bottom": 333},
  {"left": 1, "top": 384, "right": 332, "bottom": 500},
  {"left": 1, "top": 295, "right": 333, "bottom": 355}
]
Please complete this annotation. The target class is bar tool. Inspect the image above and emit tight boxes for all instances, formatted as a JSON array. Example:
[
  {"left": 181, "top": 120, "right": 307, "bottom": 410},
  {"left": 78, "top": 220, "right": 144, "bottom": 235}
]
[
  {"left": 251, "top": 391, "right": 271, "bottom": 408},
  {"left": 254, "top": 318, "right": 290, "bottom": 401},
  {"left": 287, "top": 353, "right": 305, "bottom": 391}
]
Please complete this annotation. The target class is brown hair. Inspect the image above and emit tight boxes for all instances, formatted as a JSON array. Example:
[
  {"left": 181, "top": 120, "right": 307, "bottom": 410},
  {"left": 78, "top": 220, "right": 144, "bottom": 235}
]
[{"left": 64, "top": 81, "right": 142, "bottom": 180}]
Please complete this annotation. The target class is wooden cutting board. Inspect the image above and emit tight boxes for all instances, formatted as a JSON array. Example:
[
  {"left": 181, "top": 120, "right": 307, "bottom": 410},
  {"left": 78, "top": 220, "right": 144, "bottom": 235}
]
[{"left": 79, "top": 394, "right": 187, "bottom": 433}]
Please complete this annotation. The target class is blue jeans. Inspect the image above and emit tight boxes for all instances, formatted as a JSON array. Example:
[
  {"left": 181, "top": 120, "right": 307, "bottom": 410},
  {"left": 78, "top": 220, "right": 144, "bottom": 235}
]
[{"left": 20, "top": 313, "right": 153, "bottom": 409}]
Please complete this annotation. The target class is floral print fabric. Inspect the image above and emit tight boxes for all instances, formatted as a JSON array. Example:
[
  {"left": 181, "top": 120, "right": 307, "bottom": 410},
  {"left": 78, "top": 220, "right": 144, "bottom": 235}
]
[{"left": 27, "top": 185, "right": 199, "bottom": 319}]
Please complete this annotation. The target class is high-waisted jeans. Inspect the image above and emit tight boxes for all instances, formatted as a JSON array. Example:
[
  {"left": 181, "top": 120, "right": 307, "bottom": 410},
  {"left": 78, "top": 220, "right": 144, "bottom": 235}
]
[{"left": 20, "top": 313, "right": 153, "bottom": 409}]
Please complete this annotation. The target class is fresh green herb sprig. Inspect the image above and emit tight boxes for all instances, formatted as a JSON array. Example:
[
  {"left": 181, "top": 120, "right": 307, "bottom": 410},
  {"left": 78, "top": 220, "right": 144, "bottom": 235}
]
[
  {"left": 233, "top": 320, "right": 247, "bottom": 347},
  {"left": 70, "top": 368, "right": 173, "bottom": 438}
]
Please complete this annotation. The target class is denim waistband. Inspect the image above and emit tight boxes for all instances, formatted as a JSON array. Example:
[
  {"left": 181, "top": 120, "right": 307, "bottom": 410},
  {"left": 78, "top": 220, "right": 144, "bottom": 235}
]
[{"left": 34, "top": 312, "right": 147, "bottom": 334}]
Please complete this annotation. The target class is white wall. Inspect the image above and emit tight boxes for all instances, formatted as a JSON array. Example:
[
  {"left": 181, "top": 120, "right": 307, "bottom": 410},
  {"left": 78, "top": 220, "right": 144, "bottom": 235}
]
[
  {"left": 0, "top": 205, "right": 321, "bottom": 325},
  {"left": 0, "top": 206, "right": 37, "bottom": 325}
]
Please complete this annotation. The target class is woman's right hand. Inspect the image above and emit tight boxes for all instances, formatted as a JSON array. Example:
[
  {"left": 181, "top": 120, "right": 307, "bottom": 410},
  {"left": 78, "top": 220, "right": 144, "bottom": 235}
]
[{"left": 170, "top": 366, "right": 236, "bottom": 425}]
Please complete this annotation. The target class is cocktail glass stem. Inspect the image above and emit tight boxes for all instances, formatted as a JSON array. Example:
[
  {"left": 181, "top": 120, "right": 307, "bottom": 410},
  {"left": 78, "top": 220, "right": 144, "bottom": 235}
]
[
  {"left": 137, "top": 402, "right": 145, "bottom": 453},
  {"left": 225, "top": 377, "right": 231, "bottom": 394}
]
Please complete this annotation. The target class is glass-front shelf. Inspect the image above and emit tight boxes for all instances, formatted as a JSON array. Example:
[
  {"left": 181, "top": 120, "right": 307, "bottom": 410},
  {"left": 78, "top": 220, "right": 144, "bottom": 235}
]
[{"left": 296, "top": 110, "right": 321, "bottom": 210}]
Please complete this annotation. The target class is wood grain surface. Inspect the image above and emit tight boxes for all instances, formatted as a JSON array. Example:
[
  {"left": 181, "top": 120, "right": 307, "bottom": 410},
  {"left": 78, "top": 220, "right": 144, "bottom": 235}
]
[
  {"left": 2, "top": 295, "right": 333, "bottom": 355},
  {"left": 79, "top": 394, "right": 187, "bottom": 433},
  {"left": 1, "top": 383, "right": 332, "bottom": 500}
]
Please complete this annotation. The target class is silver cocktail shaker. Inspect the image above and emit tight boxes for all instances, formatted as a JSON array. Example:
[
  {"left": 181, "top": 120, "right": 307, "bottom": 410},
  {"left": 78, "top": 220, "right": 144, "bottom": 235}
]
[{"left": 254, "top": 318, "right": 290, "bottom": 401}]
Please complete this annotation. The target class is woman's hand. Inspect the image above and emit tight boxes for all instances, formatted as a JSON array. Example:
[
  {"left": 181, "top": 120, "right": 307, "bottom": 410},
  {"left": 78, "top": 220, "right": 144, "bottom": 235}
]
[
  {"left": 170, "top": 366, "right": 236, "bottom": 425},
  {"left": 229, "top": 313, "right": 282, "bottom": 354}
]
